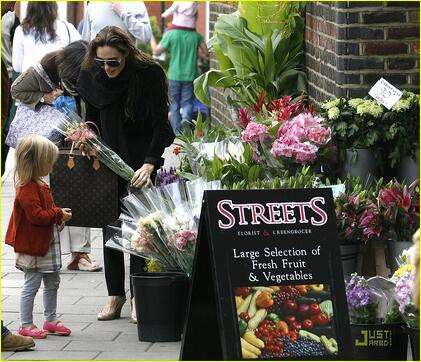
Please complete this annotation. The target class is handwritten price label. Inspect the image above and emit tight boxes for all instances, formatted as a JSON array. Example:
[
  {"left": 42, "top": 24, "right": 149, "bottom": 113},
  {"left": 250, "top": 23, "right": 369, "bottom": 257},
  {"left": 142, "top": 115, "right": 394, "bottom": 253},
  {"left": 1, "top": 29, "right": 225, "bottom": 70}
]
[{"left": 368, "top": 78, "right": 403, "bottom": 110}]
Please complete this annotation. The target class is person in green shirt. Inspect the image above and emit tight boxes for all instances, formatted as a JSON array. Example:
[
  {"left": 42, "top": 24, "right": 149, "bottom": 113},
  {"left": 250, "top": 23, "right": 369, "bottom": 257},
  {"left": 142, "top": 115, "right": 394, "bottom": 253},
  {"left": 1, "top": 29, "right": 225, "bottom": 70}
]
[{"left": 151, "top": 29, "right": 207, "bottom": 132}]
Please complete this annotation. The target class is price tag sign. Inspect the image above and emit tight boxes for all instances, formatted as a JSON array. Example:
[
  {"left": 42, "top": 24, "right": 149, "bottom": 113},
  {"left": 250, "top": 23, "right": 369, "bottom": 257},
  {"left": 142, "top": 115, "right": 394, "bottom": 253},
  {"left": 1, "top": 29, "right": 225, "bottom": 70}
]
[{"left": 368, "top": 78, "right": 403, "bottom": 110}]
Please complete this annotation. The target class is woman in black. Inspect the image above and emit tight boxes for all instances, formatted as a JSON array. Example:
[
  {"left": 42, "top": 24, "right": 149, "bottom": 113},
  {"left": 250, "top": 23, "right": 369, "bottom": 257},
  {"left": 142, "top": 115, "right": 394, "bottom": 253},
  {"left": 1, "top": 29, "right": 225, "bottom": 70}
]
[{"left": 77, "top": 26, "right": 175, "bottom": 321}]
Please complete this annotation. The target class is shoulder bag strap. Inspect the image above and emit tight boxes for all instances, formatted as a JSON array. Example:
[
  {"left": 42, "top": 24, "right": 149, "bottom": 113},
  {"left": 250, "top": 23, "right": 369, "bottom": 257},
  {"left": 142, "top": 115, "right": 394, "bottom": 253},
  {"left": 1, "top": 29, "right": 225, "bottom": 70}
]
[
  {"left": 62, "top": 21, "right": 71, "bottom": 43},
  {"left": 33, "top": 63, "right": 57, "bottom": 90}
]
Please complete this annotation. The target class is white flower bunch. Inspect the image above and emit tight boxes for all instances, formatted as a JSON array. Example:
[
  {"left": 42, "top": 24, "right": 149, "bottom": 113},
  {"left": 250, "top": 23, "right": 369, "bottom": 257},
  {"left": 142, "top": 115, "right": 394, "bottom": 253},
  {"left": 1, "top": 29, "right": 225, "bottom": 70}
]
[
  {"left": 356, "top": 99, "right": 383, "bottom": 118},
  {"left": 327, "top": 106, "right": 340, "bottom": 120},
  {"left": 322, "top": 98, "right": 341, "bottom": 110}
]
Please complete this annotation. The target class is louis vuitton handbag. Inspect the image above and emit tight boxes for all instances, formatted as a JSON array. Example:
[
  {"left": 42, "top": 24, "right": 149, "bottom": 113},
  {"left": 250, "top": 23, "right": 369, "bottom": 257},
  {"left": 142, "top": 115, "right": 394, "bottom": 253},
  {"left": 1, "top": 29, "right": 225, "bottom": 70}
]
[{"left": 50, "top": 144, "right": 119, "bottom": 228}]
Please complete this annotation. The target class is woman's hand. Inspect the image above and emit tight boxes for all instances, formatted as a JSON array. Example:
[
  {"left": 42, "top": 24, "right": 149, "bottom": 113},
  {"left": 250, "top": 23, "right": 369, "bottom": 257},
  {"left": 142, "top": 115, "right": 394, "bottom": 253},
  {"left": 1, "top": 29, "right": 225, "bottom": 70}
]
[
  {"left": 61, "top": 208, "right": 72, "bottom": 222},
  {"left": 43, "top": 89, "right": 64, "bottom": 104},
  {"left": 131, "top": 163, "right": 154, "bottom": 188}
]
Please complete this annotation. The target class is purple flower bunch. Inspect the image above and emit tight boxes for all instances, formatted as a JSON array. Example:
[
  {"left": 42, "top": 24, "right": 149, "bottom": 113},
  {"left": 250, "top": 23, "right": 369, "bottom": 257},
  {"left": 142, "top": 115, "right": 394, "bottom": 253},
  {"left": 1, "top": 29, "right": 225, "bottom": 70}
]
[
  {"left": 156, "top": 167, "right": 182, "bottom": 187},
  {"left": 346, "top": 273, "right": 380, "bottom": 324},
  {"left": 394, "top": 270, "right": 414, "bottom": 314}
]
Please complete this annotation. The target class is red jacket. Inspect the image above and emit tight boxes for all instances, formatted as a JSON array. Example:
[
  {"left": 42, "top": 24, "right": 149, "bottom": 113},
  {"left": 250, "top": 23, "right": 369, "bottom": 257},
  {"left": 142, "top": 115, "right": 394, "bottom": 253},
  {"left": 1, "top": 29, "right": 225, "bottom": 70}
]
[{"left": 5, "top": 181, "right": 63, "bottom": 257}]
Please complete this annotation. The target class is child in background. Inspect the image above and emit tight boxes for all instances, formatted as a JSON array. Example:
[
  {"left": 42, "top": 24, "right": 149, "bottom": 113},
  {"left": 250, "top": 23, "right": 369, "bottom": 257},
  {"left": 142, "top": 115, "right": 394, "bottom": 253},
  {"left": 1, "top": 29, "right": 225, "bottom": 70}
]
[
  {"left": 5, "top": 135, "right": 72, "bottom": 339},
  {"left": 161, "top": 1, "right": 198, "bottom": 31},
  {"left": 152, "top": 2, "right": 208, "bottom": 132}
]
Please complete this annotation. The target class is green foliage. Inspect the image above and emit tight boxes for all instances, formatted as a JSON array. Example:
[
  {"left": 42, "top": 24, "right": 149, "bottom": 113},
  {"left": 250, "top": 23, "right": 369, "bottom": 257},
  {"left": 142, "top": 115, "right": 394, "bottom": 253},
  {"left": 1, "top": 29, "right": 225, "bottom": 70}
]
[
  {"left": 175, "top": 112, "right": 236, "bottom": 145},
  {"left": 238, "top": 2, "right": 306, "bottom": 38},
  {"left": 194, "top": 6, "right": 306, "bottom": 108},
  {"left": 228, "top": 166, "right": 319, "bottom": 190},
  {"left": 202, "top": 143, "right": 262, "bottom": 187}
]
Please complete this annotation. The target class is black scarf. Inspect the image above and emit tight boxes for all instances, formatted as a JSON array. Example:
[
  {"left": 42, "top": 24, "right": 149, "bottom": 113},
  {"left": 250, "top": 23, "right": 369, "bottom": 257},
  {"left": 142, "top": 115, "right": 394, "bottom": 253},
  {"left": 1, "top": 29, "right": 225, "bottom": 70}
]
[{"left": 76, "top": 64, "right": 132, "bottom": 165}]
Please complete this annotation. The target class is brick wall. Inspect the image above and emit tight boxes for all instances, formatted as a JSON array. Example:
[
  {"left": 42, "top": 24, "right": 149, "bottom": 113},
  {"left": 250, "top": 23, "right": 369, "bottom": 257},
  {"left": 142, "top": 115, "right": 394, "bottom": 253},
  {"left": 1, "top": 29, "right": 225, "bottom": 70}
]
[
  {"left": 305, "top": 1, "right": 420, "bottom": 102},
  {"left": 209, "top": 2, "right": 238, "bottom": 126}
]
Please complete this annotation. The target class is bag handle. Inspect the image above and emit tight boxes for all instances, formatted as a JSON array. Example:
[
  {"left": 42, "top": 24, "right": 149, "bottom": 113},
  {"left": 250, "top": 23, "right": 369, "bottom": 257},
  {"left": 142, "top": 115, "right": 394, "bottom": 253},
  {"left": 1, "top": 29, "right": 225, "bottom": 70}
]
[
  {"left": 85, "top": 121, "right": 101, "bottom": 138},
  {"left": 62, "top": 20, "right": 71, "bottom": 43},
  {"left": 66, "top": 141, "right": 101, "bottom": 172}
]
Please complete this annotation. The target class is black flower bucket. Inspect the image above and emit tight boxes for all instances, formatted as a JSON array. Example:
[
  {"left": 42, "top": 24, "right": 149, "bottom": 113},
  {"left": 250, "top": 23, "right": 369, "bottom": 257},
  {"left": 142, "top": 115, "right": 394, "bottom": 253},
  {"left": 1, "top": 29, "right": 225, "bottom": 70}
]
[{"left": 130, "top": 272, "right": 189, "bottom": 342}]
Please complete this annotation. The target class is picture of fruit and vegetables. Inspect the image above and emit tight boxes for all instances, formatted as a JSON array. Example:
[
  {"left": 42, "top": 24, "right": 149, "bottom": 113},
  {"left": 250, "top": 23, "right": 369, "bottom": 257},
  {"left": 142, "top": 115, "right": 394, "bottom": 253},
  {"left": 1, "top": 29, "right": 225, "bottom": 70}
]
[{"left": 234, "top": 284, "right": 338, "bottom": 359}]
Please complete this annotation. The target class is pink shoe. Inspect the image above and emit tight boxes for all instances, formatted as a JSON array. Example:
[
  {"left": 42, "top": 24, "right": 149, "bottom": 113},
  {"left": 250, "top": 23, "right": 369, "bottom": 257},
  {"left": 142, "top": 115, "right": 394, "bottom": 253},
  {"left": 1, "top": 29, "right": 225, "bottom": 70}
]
[
  {"left": 19, "top": 325, "right": 47, "bottom": 339},
  {"left": 43, "top": 321, "right": 71, "bottom": 336}
]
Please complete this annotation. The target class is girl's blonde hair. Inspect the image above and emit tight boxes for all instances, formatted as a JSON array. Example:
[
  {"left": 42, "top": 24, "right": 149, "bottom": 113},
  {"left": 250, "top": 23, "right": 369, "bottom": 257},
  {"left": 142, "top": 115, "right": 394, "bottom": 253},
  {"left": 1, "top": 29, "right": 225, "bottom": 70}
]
[{"left": 14, "top": 135, "right": 58, "bottom": 186}]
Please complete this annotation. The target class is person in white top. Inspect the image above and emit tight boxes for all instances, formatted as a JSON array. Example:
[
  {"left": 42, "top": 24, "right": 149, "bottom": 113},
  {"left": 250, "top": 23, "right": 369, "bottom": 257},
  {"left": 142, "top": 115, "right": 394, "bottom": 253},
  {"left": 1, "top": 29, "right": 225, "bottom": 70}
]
[
  {"left": 12, "top": 1, "right": 80, "bottom": 74},
  {"left": 81, "top": 2, "right": 151, "bottom": 44}
]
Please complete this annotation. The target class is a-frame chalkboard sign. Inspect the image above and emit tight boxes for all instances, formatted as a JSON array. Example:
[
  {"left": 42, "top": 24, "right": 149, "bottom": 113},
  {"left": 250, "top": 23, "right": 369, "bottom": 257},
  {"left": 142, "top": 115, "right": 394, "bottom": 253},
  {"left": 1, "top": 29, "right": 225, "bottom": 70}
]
[{"left": 180, "top": 188, "right": 352, "bottom": 360}]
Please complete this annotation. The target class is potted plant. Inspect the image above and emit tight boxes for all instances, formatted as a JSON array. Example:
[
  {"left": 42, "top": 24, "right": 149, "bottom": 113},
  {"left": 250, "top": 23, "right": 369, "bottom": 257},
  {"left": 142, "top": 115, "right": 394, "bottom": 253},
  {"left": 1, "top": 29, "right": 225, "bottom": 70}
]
[
  {"left": 377, "top": 179, "right": 420, "bottom": 273},
  {"left": 345, "top": 273, "right": 408, "bottom": 360},
  {"left": 382, "top": 91, "right": 420, "bottom": 182},
  {"left": 334, "top": 177, "right": 382, "bottom": 275},
  {"left": 321, "top": 97, "right": 385, "bottom": 185},
  {"left": 391, "top": 259, "right": 420, "bottom": 360},
  {"left": 194, "top": 3, "right": 307, "bottom": 110}
]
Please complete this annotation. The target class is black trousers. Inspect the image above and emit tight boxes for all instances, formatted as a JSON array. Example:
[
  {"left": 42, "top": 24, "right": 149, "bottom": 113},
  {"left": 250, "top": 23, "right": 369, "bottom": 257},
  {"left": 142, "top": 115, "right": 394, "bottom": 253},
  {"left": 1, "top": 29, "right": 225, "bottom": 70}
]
[
  {"left": 1, "top": 140, "right": 9, "bottom": 177},
  {"left": 102, "top": 226, "right": 145, "bottom": 297}
]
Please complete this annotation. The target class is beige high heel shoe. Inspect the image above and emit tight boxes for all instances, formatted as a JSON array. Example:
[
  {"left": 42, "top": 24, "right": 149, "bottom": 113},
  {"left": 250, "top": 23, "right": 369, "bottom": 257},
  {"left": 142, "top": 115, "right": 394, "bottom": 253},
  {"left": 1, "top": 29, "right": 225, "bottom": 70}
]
[{"left": 97, "top": 296, "right": 126, "bottom": 321}]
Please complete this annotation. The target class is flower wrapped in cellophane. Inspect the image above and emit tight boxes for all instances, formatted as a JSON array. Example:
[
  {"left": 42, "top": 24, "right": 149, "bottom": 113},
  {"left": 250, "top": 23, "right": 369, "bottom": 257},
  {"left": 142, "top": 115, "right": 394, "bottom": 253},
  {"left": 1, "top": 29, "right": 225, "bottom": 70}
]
[
  {"left": 105, "top": 178, "right": 221, "bottom": 274},
  {"left": 51, "top": 108, "right": 135, "bottom": 181}
]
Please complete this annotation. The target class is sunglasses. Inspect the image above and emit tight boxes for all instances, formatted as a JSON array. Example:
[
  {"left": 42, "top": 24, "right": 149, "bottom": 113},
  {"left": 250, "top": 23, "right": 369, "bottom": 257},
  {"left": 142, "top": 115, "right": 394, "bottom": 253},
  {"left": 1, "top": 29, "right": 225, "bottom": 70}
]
[{"left": 94, "top": 58, "right": 121, "bottom": 68}]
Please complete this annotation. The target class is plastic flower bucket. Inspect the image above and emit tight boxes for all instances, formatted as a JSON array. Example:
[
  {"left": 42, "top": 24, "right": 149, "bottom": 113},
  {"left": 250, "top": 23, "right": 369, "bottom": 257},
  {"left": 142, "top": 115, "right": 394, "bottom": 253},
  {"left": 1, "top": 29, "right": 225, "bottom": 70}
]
[
  {"left": 350, "top": 323, "right": 408, "bottom": 360},
  {"left": 402, "top": 325, "right": 420, "bottom": 361},
  {"left": 130, "top": 272, "right": 189, "bottom": 342}
]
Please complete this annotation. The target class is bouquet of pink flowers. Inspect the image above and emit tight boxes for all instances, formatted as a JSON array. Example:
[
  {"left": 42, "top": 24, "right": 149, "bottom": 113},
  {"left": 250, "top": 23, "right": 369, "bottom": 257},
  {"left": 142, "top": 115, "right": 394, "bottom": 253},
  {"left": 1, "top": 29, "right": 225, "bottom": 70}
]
[
  {"left": 52, "top": 109, "right": 135, "bottom": 181},
  {"left": 238, "top": 94, "right": 332, "bottom": 174},
  {"left": 106, "top": 178, "right": 221, "bottom": 274}
]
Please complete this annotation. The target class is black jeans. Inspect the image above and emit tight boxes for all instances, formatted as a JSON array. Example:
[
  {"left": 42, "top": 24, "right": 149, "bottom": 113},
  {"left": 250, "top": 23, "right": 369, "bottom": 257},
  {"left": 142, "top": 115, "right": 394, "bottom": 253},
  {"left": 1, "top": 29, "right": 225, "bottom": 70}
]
[{"left": 102, "top": 226, "right": 145, "bottom": 298}]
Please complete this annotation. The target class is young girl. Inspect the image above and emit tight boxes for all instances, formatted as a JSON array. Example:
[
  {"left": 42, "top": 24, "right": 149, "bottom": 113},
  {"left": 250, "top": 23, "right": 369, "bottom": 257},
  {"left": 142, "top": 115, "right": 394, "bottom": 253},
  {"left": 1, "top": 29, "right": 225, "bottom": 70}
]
[
  {"left": 5, "top": 135, "right": 72, "bottom": 339},
  {"left": 161, "top": 2, "right": 198, "bottom": 31}
]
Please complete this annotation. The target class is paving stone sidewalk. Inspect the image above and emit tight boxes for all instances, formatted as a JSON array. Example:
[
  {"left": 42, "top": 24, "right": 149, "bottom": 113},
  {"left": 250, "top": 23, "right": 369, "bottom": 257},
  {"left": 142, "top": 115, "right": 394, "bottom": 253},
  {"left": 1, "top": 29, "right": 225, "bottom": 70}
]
[{"left": 1, "top": 148, "right": 181, "bottom": 360}]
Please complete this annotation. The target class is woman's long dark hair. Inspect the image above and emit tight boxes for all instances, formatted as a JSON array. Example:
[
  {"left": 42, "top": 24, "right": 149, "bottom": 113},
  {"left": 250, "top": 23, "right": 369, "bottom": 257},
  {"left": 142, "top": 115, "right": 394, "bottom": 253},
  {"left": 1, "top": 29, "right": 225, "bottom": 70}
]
[
  {"left": 84, "top": 26, "right": 168, "bottom": 122},
  {"left": 57, "top": 40, "right": 89, "bottom": 92},
  {"left": 21, "top": 1, "right": 58, "bottom": 43}
]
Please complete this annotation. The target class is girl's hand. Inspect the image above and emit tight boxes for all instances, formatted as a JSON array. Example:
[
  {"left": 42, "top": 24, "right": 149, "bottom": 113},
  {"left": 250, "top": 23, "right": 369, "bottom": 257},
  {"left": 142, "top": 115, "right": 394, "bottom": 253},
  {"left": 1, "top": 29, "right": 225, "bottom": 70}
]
[
  {"left": 61, "top": 208, "right": 72, "bottom": 222},
  {"left": 58, "top": 221, "right": 65, "bottom": 232},
  {"left": 43, "top": 89, "right": 64, "bottom": 104},
  {"left": 131, "top": 163, "right": 154, "bottom": 188}
]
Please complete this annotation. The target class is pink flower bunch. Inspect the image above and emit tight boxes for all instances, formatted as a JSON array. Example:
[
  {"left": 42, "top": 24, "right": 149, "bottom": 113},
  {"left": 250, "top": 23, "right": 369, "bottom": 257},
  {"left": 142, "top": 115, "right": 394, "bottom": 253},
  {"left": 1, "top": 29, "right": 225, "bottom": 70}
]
[
  {"left": 132, "top": 227, "right": 154, "bottom": 253},
  {"left": 270, "top": 112, "right": 330, "bottom": 164},
  {"left": 335, "top": 192, "right": 382, "bottom": 244},
  {"left": 241, "top": 122, "right": 269, "bottom": 143},
  {"left": 66, "top": 123, "right": 96, "bottom": 143},
  {"left": 377, "top": 180, "right": 420, "bottom": 240},
  {"left": 358, "top": 206, "right": 382, "bottom": 242},
  {"left": 175, "top": 230, "right": 197, "bottom": 251}
]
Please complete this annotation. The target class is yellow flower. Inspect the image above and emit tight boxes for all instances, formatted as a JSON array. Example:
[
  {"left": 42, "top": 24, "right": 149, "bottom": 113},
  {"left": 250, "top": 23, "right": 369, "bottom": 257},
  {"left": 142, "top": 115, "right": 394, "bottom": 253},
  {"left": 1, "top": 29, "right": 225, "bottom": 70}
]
[{"left": 393, "top": 264, "right": 415, "bottom": 278}]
